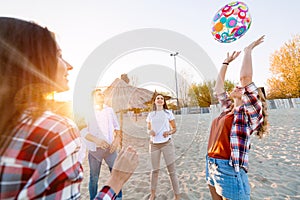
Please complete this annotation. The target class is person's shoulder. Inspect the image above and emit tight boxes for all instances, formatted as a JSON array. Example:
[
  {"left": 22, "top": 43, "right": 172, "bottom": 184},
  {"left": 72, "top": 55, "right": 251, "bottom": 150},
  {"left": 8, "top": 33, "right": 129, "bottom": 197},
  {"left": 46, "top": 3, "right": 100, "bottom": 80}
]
[
  {"left": 146, "top": 111, "right": 155, "bottom": 118},
  {"left": 148, "top": 111, "right": 156, "bottom": 115},
  {"left": 33, "top": 111, "right": 80, "bottom": 146},
  {"left": 165, "top": 109, "right": 175, "bottom": 119},
  {"left": 42, "top": 111, "right": 78, "bottom": 131},
  {"left": 103, "top": 105, "right": 115, "bottom": 112},
  {"left": 164, "top": 109, "right": 173, "bottom": 114}
]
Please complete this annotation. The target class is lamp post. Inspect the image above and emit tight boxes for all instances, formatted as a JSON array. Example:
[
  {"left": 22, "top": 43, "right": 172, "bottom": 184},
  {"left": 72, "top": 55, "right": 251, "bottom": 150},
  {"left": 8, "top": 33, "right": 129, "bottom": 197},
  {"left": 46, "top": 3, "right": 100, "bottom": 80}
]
[{"left": 170, "top": 52, "right": 179, "bottom": 111}]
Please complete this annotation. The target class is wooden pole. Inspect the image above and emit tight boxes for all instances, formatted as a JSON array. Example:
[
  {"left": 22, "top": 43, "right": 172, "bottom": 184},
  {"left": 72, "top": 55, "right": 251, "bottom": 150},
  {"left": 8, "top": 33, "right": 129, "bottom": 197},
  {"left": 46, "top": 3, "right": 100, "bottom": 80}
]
[{"left": 120, "top": 110, "right": 123, "bottom": 148}]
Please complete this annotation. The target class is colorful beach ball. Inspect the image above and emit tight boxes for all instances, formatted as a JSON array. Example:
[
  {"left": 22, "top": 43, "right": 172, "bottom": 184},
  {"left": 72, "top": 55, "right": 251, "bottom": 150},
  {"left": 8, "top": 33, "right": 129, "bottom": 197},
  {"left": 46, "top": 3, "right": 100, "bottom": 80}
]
[{"left": 211, "top": 1, "right": 252, "bottom": 43}]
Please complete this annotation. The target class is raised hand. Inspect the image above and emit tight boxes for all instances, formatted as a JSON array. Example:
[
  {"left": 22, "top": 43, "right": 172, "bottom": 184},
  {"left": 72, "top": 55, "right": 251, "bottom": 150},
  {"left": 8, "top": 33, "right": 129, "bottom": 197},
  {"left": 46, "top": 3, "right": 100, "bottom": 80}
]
[
  {"left": 245, "top": 35, "right": 265, "bottom": 52},
  {"left": 96, "top": 146, "right": 139, "bottom": 197},
  {"left": 240, "top": 35, "right": 265, "bottom": 87},
  {"left": 224, "top": 51, "right": 241, "bottom": 64},
  {"left": 105, "top": 146, "right": 139, "bottom": 194},
  {"left": 112, "top": 146, "right": 139, "bottom": 176}
]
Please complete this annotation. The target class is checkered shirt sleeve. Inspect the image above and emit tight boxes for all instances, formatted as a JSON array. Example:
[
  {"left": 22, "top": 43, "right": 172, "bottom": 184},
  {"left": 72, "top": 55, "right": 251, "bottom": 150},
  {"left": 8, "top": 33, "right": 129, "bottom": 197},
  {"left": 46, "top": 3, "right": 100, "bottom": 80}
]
[
  {"left": 0, "top": 111, "right": 83, "bottom": 199},
  {"left": 217, "top": 92, "right": 233, "bottom": 111},
  {"left": 229, "top": 82, "right": 263, "bottom": 172},
  {"left": 94, "top": 185, "right": 117, "bottom": 200}
]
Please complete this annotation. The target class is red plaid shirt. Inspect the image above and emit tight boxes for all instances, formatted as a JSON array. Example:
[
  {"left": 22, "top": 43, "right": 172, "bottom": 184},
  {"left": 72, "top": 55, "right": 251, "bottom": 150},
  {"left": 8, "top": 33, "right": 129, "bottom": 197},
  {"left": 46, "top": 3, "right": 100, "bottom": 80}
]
[
  {"left": 0, "top": 110, "right": 83, "bottom": 199},
  {"left": 95, "top": 186, "right": 116, "bottom": 200},
  {"left": 217, "top": 82, "right": 263, "bottom": 172}
]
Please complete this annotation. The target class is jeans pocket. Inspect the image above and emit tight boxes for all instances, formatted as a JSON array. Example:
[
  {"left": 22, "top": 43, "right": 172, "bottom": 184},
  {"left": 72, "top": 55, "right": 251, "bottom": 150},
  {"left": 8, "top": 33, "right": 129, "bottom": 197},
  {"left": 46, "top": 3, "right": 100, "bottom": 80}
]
[
  {"left": 241, "top": 170, "right": 250, "bottom": 195},
  {"left": 217, "top": 164, "right": 238, "bottom": 177}
]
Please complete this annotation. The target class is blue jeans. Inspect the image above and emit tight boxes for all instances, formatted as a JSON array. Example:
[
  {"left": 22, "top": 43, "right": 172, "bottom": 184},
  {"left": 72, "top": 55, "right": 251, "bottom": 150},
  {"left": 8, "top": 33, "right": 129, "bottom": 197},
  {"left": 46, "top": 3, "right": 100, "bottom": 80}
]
[
  {"left": 206, "top": 155, "right": 250, "bottom": 200},
  {"left": 88, "top": 148, "right": 122, "bottom": 200}
]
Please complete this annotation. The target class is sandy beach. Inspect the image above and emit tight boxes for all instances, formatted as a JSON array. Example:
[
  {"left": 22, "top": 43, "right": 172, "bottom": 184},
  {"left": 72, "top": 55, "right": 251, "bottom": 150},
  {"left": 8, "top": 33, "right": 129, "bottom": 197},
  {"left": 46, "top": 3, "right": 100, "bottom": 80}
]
[{"left": 79, "top": 108, "right": 300, "bottom": 200}]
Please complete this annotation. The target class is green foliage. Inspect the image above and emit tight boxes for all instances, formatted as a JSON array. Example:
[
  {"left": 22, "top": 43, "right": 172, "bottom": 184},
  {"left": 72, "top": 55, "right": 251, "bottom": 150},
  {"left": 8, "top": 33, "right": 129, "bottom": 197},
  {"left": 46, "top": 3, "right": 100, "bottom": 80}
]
[
  {"left": 224, "top": 80, "right": 236, "bottom": 94},
  {"left": 188, "top": 80, "right": 236, "bottom": 107}
]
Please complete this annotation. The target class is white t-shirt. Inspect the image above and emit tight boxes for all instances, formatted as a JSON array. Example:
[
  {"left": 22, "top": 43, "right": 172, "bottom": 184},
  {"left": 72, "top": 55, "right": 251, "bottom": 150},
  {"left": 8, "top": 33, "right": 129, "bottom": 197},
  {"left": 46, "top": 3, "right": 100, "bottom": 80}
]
[{"left": 146, "top": 110, "right": 175, "bottom": 143}]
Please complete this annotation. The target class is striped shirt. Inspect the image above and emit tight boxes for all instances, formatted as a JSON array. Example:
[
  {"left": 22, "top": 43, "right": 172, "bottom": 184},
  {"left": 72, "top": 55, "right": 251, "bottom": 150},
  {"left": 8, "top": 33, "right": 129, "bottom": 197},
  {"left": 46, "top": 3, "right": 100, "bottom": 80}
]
[
  {"left": 217, "top": 82, "right": 263, "bottom": 172},
  {"left": 0, "top": 110, "right": 83, "bottom": 199}
]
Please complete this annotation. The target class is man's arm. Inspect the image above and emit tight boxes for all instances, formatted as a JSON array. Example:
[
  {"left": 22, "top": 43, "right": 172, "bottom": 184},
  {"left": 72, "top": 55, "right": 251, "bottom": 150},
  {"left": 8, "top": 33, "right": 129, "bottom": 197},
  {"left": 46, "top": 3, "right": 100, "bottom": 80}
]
[
  {"left": 94, "top": 146, "right": 139, "bottom": 200},
  {"left": 84, "top": 132, "right": 110, "bottom": 149}
]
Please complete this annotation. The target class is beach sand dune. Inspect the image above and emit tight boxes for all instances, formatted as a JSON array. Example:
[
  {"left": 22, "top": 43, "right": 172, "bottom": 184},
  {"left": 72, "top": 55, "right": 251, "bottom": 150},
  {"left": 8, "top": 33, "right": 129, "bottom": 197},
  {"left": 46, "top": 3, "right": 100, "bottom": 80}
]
[{"left": 80, "top": 108, "right": 300, "bottom": 200}]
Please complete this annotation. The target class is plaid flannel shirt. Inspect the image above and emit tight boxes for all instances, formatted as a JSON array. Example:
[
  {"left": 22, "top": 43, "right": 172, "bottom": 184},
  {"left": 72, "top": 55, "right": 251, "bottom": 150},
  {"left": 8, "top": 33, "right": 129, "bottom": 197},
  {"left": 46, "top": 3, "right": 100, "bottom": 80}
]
[
  {"left": 95, "top": 186, "right": 116, "bottom": 200},
  {"left": 218, "top": 82, "right": 263, "bottom": 172},
  {"left": 0, "top": 110, "right": 83, "bottom": 199}
]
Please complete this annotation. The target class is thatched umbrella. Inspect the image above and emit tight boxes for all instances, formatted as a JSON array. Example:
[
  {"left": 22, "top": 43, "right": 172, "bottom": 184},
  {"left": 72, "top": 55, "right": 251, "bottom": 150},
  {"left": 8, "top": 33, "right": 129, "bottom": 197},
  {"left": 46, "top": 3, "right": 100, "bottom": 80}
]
[
  {"left": 104, "top": 78, "right": 154, "bottom": 147},
  {"left": 104, "top": 78, "right": 153, "bottom": 112}
]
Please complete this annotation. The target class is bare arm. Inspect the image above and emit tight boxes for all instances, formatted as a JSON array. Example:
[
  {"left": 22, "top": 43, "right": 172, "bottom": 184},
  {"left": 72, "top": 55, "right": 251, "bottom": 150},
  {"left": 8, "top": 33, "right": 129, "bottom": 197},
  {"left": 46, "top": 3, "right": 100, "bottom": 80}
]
[
  {"left": 110, "top": 129, "right": 122, "bottom": 153},
  {"left": 147, "top": 122, "right": 156, "bottom": 136},
  {"left": 169, "top": 120, "right": 177, "bottom": 134},
  {"left": 240, "top": 35, "right": 265, "bottom": 87},
  {"left": 215, "top": 51, "right": 241, "bottom": 95},
  {"left": 85, "top": 133, "right": 110, "bottom": 149},
  {"left": 163, "top": 119, "right": 177, "bottom": 138}
]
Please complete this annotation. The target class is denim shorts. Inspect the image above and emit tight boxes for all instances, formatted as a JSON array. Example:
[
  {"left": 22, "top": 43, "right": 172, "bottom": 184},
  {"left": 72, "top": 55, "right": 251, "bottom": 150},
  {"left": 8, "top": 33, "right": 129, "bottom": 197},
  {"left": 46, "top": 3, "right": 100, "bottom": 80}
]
[{"left": 206, "top": 155, "right": 250, "bottom": 200}]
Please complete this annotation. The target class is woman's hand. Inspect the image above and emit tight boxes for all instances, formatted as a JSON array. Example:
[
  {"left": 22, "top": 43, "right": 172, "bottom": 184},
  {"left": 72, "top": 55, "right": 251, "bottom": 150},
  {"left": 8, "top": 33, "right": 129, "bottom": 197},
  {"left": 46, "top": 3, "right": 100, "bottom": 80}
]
[
  {"left": 223, "top": 51, "right": 241, "bottom": 64},
  {"left": 244, "top": 35, "right": 265, "bottom": 52},
  {"left": 148, "top": 130, "right": 156, "bottom": 137},
  {"left": 215, "top": 51, "right": 240, "bottom": 95},
  {"left": 163, "top": 131, "right": 171, "bottom": 138}
]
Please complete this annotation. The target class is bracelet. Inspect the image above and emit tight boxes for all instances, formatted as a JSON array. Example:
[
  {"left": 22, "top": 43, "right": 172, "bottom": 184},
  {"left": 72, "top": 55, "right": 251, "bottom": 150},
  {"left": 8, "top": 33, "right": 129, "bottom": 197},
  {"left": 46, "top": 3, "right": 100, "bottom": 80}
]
[{"left": 222, "top": 62, "right": 229, "bottom": 65}]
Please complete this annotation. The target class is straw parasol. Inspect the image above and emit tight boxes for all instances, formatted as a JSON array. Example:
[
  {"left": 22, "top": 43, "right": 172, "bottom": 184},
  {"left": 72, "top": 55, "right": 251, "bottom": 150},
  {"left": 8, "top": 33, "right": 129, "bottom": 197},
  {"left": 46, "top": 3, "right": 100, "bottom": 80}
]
[
  {"left": 104, "top": 78, "right": 154, "bottom": 147},
  {"left": 104, "top": 78, "right": 153, "bottom": 112}
]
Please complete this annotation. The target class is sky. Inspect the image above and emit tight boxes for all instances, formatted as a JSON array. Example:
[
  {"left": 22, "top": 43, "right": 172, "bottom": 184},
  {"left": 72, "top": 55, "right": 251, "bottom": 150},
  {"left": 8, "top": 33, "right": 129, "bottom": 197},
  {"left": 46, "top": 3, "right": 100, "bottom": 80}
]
[{"left": 1, "top": 0, "right": 299, "bottom": 101}]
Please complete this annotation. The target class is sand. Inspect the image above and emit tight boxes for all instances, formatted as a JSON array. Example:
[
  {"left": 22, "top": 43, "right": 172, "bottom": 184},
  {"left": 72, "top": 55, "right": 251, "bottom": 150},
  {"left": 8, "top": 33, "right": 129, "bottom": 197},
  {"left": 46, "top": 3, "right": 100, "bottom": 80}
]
[{"left": 79, "top": 108, "right": 300, "bottom": 200}]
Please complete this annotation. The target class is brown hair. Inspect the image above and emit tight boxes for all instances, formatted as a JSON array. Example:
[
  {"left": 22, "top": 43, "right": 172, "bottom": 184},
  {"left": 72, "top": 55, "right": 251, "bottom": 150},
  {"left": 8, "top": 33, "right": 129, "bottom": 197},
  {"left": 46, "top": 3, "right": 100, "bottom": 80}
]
[
  {"left": 0, "top": 17, "right": 57, "bottom": 154},
  {"left": 255, "top": 87, "right": 269, "bottom": 138},
  {"left": 152, "top": 94, "right": 169, "bottom": 111}
]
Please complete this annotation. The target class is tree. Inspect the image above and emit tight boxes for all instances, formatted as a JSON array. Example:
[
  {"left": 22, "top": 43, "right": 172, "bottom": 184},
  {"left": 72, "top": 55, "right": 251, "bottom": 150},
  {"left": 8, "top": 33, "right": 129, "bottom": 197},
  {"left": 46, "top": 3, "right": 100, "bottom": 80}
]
[
  {"left": 188, "top": 80, "right": 236, "bottom": 107},
  {"left": 188, "top": 82, "right": 211, "bottom": 107},
  {"left": 178, "top": 69, "right": 193, "bottom": 107},
  {"left": 267, "top": 34, "right": 300, "bottom": 99},
  {"left": 224, "top": 80, "right": 236, "bottom": 95}
]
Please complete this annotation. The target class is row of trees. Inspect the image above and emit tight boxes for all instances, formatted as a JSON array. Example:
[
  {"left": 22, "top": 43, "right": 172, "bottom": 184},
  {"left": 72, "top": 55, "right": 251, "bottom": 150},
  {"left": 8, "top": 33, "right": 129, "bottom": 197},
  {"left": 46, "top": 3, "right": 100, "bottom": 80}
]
[
  {"left": 187, "top": 80, "right": 235, "bottom": 107},
  {"left": 180, "top": 34, "right": 300, "bottom": 107},
  {"left": 128, "top": 35, "right": 299, "bottom": 109}
]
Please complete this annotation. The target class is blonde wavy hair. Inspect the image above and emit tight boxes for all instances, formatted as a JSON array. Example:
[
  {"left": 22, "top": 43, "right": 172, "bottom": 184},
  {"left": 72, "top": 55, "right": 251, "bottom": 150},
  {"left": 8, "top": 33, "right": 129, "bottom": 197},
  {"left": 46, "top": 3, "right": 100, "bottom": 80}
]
[{"left": 255, "top": 87, "right": 269, "bottom": 138}]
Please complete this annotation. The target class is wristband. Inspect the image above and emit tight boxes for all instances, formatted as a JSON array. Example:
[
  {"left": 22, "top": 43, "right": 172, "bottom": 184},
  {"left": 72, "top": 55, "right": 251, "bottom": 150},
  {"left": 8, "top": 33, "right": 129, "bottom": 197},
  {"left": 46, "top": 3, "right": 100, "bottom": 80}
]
[{"left": 222, "top": 62, "right": 229, "bottom": 65}]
